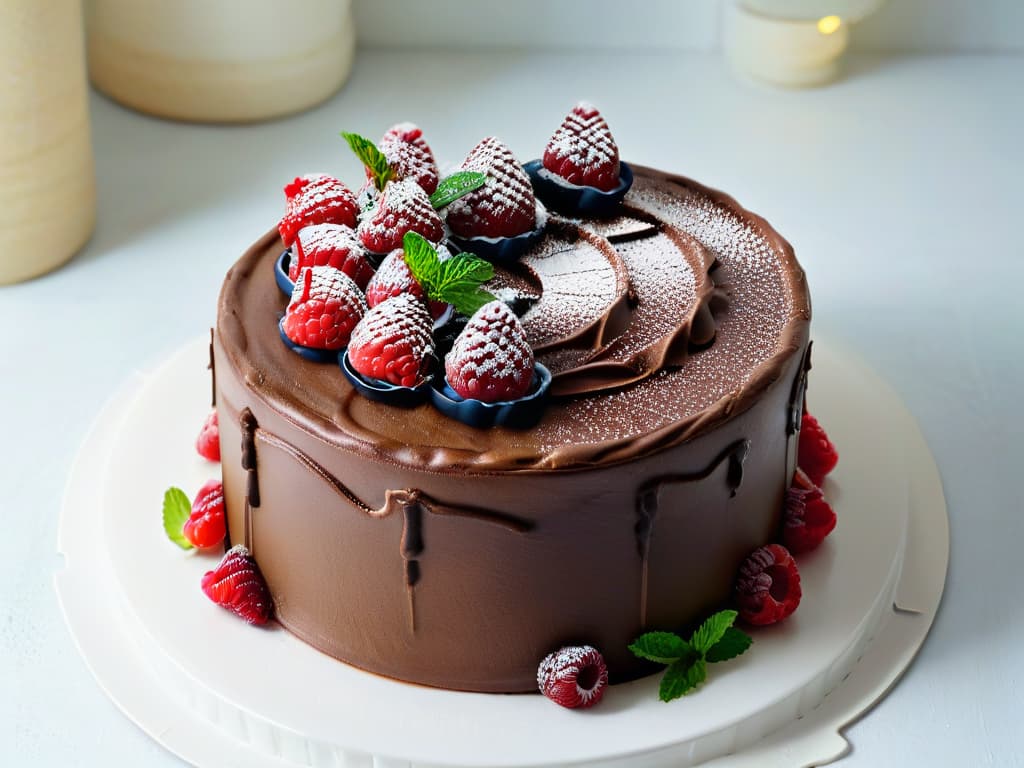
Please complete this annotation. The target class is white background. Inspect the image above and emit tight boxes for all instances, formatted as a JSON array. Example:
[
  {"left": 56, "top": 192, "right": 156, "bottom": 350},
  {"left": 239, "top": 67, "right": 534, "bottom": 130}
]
[{"left": 2, "top": 4, "right": 1024, "bottom": 767}]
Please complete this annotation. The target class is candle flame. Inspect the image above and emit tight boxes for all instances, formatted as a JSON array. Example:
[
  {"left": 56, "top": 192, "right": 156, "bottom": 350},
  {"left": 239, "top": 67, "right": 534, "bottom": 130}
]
[{"left": 817, "top": 15, "right": 842, "bottom": 35}]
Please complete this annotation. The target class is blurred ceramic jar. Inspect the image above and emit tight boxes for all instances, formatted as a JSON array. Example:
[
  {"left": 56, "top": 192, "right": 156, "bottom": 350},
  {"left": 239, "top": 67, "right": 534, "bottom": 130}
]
[
  {"left": 0, "top": 0, "right": 96, "bottom": 285},
  {"left": 86, "top": 0, "right": 356, "bottom": 123}
]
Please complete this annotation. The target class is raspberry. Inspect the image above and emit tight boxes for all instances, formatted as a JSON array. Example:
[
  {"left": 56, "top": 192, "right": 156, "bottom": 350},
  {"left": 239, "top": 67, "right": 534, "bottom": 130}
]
[
  {"left": 347, "top": 293, "right": 435, "bottom": 388},
  {"left": 283, "top": 173, "right": 331, "bottom": 201},
  {"left": 734, "top": 543, "right": 802, "bottom": 626},
  {"left": 195, "top": 409, "right": 220, "bottom": 462},
  {"left": 445, "top": 301, "right": 534, "bottom": 403},
  {"left": 376, "top": 122, "right": 439, "bottom": 195},
  {"left": 183, "top": 479, "right": 226, "bottom": 549},
  {"left": 278, "top": 175, "right": 359, "bottom": 246},
  {"left": 357, "top": 179, "right": 444, "bottom": 255},
  {"left": 782, "top": 469, "right": 837, "bottom": 553},
  {"left": 291, "top": 224, "right": 374, "bottom": 289},
  {"left": 364, "top": 248, "right": 449, "bottom": 319},
  {"left": 537, "top": 645, "right": 609, "bottom": 709},
  {"left": 365, "top": 249, "right": 425, "bottom": 308},
  {"left": 798, "top": 411, "right": 838, "bottom": 486},
  {"left": 542, "top": 102, "right": 621, "bottom": 191},
  {"left": 445, "top": 137, "right": 537, "bottom": 239},
  {"left": 282, "top": 266, "right": 367, "bottom": 350},
  {"left": 201, "top": 545, "right": 273, "bottom": 625}
]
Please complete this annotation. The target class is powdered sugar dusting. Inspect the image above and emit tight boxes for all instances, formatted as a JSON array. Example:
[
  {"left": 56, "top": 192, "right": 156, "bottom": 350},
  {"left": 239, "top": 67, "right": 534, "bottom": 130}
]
[
  {"left": 379, "top": 122, "right": 439, "bottom": 195},
  {"left": 446, "top": 301, "right": 534, "bottom": 402},
  {"left": 592, "top": 231, "right": 699, "bottom": 362},
  {"left": 528, "top": 174, "right": 796, "bottom": 450},
  {"left": 520, "top": 235, "right": 619, "bottom": 348}
]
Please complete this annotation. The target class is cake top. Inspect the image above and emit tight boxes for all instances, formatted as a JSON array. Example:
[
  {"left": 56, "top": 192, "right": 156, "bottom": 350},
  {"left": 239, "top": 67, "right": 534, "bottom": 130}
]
[{"left": 217, "top": 106, "right": 810, "bottom": 472}]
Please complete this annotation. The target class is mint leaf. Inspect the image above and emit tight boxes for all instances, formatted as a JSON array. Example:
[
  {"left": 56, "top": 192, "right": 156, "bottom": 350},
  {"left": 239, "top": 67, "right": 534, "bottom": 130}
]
[
  {"left": 706, "top": 626, "right": 753, "bottom": 663},
  {"left": 440, "top": 284, "right": 496, "bottom": 317},
  {"left": 659, "top": 657, "right": 706, "bottom": 702},
  {"left": 163, "top": 487, "right": 193, "bottom": 550},
  {"left": 341, "top": 131, "right": 393, "bottom": 191},
  {"left": 628, "top": 631, "right": 691, "bottom": 665},
  {"left": 429, "top": 171, "right": 486, "bottom": 209},
  {"left": 401, "top": 231, "right": 442, "bottom": 294},
  {"left": 690, "top": 609, "right": 738, "bottom": 655}
]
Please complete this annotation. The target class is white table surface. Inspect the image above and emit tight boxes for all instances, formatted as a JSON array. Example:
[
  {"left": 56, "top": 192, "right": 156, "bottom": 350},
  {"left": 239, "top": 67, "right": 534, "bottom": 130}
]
[{"left": 2, "top": 50, "right": 1022, "bottom": 767}]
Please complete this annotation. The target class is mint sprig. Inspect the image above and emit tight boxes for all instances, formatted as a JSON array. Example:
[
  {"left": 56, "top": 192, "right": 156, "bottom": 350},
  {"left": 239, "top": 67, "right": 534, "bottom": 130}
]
[
  {"left": 341, "top": 131, "right": 393, "bottom": 191},
  {"left": 429, "top": 171, "right": 487, "bottom": 209},
  {"left": 629, "top": 609, "right": 751, "bottom": 702},
  {"left": 402, "top": 231, "right": 496, "bottom": 317},
  {"left": 162, "top": 486, "right": 193, "bottom": 550}
]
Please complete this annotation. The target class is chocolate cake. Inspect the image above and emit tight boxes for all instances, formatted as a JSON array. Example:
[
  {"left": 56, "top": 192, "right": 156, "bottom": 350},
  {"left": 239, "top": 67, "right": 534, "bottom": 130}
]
[{"left": 210, "top": 112, "right": 812, "bottom": 694}]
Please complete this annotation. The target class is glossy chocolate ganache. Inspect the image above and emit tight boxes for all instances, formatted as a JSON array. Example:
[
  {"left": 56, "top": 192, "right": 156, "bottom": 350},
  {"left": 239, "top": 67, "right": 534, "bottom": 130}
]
[{"left": 213, "top": 166, "right": 811, "bottom": 692}]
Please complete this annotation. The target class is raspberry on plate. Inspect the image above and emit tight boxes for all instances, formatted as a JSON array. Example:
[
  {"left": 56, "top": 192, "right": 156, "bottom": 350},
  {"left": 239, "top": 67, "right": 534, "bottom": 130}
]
[
  {"left": 445, "top": 136, "right": 537, "bottom": 239},
  {"left": 183, "top": 479, "right": 226, "bottom": 549},
  {"left": 537, "top": 645, "right": 609, "bottom": 709},
  {"left": 357, "top": 179, "right": 444, "bottom": 254},
  {"left": 195, "top": 409, "right": 220, "bottom": 462},
  {"left": 292, "top": 224, "right": 375, "bottom": 290},
  {"left": 282, "top": 266, "right": 367, "bottom": 350},
  {"left": 782, "top": 469, "right": 837, "bottom": 553},
  {"left": 542, "top": 102, "right": 621, "bottom": 191},
  {"left": 445, "top": 300, "right": 534, "bottom": 403},
  {"left": 734, "top": 543, "right": 802, "bottom": 626},
  {"left": 278, "top": 175, "right": 359, "bottom": 247},
  {"left": 798, "top": 411, "right": 838, "bottom": 486},
  {"left": 201, "top": 545, "right": 273, "bottom": 625},
  {"left": 347, "top": 293, "right": 435, "bottom": 388},
  {"left": 377, "top": 122, "right": 440, "bottom": 195}
]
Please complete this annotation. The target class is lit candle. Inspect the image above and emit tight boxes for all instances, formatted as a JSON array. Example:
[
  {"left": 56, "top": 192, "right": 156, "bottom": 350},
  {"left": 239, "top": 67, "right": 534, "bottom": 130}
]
[{"left": 722, "top": 0, "right": 886, "bottom": 87}]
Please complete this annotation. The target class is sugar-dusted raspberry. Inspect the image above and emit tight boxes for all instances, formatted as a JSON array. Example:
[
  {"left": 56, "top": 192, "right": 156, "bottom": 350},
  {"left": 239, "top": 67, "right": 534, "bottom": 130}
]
[
  {"left": 543, "top": 102, "right": 621, "bottom": 191},
  {"left": 537, "top": 645, "right": 609, "bottom": 709}
]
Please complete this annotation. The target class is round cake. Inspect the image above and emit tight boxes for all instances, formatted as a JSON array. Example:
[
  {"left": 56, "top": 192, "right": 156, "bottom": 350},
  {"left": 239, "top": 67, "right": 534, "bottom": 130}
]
[{"left": 211, "top": 110, "right": 812, "bottom": 694}]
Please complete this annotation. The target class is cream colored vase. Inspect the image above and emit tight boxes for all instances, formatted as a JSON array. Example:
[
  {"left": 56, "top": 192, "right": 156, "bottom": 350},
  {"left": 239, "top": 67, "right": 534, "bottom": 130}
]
[
  {"left": 86, "top": 0, "right": 356, "bottom": 123},
  {"left": 1, "top": 0, "right": 96, "bottom": 285}
]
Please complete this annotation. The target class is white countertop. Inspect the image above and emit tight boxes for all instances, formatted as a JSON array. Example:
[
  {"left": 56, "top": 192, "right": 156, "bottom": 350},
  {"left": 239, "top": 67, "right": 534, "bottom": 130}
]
[{"left": 2, "top": 50, "right": 1022, "bottom": 767}]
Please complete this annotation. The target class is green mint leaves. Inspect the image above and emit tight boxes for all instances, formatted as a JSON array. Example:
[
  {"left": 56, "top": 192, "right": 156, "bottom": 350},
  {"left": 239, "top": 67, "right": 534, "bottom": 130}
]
[
  {"left": 629, "top": 609, "right": 752, "bottom": 702},
  {"left": 429, "top": 171, "right": 486, "bottom": 209},
  {"left": 402, "top": 232, "right": 496, "bottom": 317},
  {"left": 162, "top": 486, "right": 193, "bottom": 550},
  {"left": 341, "top": 131, "right": 393, "bottom": 191}
]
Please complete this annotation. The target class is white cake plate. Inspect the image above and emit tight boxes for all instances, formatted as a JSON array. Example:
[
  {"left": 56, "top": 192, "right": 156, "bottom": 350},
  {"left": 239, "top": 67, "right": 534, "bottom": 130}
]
[{"left": 56, "top": 336, "right": 947, "bottom": 768}]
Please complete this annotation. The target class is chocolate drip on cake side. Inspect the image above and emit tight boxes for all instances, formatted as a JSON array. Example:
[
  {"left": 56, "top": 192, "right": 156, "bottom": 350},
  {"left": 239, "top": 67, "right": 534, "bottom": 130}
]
[
  {"left": 208, "top": 328, "right": 217, "bottom": 408},
  {"left": 239, "top": 408, "right": 260, "bottom": 551},
  {"left": 634, "top": 439, "right": 750, "bottom": 627},
  {"left": 251, "top": 429, "right": 533, "bottom": 632}
]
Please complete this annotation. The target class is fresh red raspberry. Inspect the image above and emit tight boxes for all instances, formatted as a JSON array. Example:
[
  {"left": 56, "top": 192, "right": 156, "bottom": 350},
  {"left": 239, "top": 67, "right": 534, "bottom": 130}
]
[
  {"left": 292, "top": 224, "right": 375, "bottom": 289},
  {"left": 283, "top": 266, "right": 367, "bottom": 350},
  {"left": 445, "top": 301, "right": 534, "bottom": 403},
  {"left": 365, "top": 249, "right": 425, "bottom": 307},
  {"left": 195, "top": 409, "right": 220, "bottom": 462},
  {"left": 798, "top": 411, "right": 838, "bottom": 486},
  {"left": 283, "top": 173, "right": 331, "bottom": 201},
  {"left": 782, "top": 469, "right": 837, "bottom": 553},
  {"left": 537, "top": 645, "right": 609, "bottom": 709},
  {"left": 183, "top": 479, "right": 226, "bottom": 549},
  {"left": 347, "top": 293, "right": 435, "bottom": 387},
  {"left": 445, "top": 136, "right": 537, "bottom": 239},
  {"left": 734, "top": 543, "right": 802, "bottom": 626},
  {"left": 279, "top": 175, "right": 358, "bottom": 246},
  {"left": 542, "top": 102, "right": 621, "bottom": 191},
  {"left": 364, "top": 248, "right": 449, "bottom": 319},
  {"left": 357, "top": 179, "right": 444, "bottom": 254},
  {"left": 201, "top": 545, "right": 273, "bottom": 625},
  {"left": 376, "top": 122, "right": 439, "bottom": 195}
]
